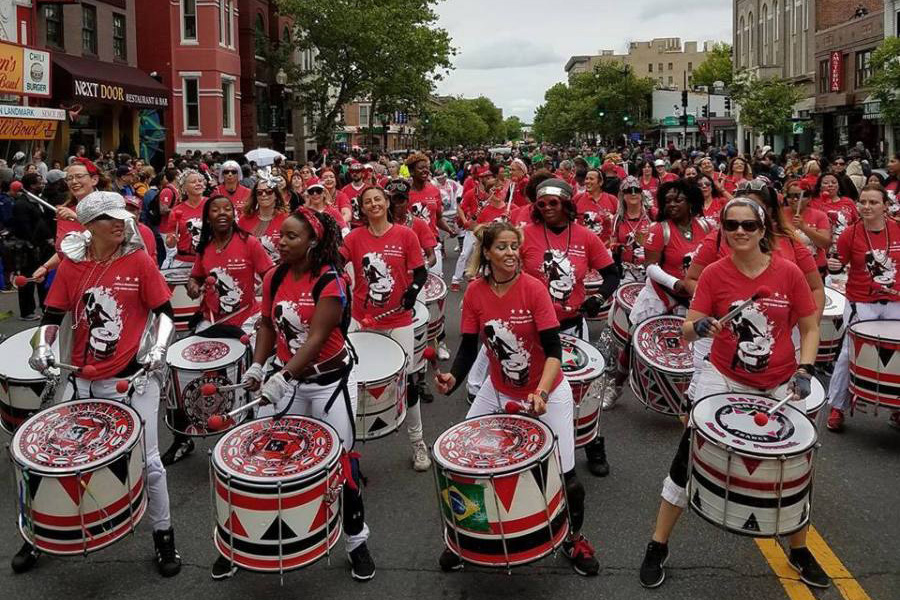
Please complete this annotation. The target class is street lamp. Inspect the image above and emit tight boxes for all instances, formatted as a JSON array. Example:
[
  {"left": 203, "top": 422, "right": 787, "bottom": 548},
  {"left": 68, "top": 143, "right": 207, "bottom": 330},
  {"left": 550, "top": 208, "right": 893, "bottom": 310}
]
[{"left": 270, "top": 68, "right": 289, "bottom": 154}]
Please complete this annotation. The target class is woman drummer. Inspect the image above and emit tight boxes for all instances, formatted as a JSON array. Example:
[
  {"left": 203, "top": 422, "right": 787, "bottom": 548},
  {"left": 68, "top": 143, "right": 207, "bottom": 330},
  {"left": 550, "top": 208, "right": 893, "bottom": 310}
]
[
  {"left": 434, "top": 221, "right": 601, "bottom": 576},
  {"left": 610, "top": 176, "right": 654, "bottom": 282},
  {"left": 638, "top": 197, "right": 829, "bottom": 591},
  {"left": 341, "top": 185, "right": 431, "bottom": 471},
  {"left": 781, "top": 178, "right": 832, "bottom": 276},
  {"left": 239, "top": 174, "right": 289, "bottom": 264},
  {"left": 22, "top": 191, "right": 182, "bottom": 577},
  {"left": 824, "top": 184, "right": 900, "bottom": 432},
  {"left": 166, "top": 169, "right": 208, "bottom": 267}
]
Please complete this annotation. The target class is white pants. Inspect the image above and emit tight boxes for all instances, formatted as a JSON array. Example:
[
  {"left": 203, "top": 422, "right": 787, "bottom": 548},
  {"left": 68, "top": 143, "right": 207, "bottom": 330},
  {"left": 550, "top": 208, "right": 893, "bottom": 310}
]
[
  {"left": 429, "top": 242, "right": 443, "bottom": 278},
  {"left": 161, "top": 246, "right": 179, "bottom": 269},
  {"left": 630, "top": 280, "right": 686, "bottom": 327},
  {"left": 467, "top": 377, "right": 576, "bottom": 472},
  {"left": 828, "top": 301, "right": 900, "bottom": 410},
  {"left": 452, "top": 231, "right": 477, "bottom": 284},
  {"left": 65, "top": 376, "right": 171, "bottom": 531}
]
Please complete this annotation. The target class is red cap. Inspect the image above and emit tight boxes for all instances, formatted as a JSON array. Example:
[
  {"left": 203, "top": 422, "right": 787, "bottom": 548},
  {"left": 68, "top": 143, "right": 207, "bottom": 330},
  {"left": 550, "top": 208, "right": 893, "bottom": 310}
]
[
  {"left": 124, "top": 195, "right": 142, "bottom": 209},
  {"left": 475, "top": 166, "right": 492, "bottom": 178}
]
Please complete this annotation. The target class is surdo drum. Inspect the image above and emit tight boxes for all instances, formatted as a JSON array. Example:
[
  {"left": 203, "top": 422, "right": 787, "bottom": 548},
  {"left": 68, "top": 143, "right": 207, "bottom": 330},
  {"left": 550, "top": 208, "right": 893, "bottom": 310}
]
[
  {"left": 560, "top": 334, "right": 605, "bottom": 447},
  {"left": 608, "top": 282, "right": 643, "bottom": 348},
  {"left": 421, "top": 272, "right": 448, "bottom": 342},
  {"left": 165, "top": 337, "right": 249, "bottom": 436},
  {"left": 0, "top": 327, "right": 60, "bottom": 434},
  {"left": 10, "top": 400, "right": 147, "bottom": 554},
  {"left": 817, "top": 287, "right": 847, "bottom": 363},
  {"left": 348, "top": 331, "right": 408, "bottom": 440},
  {"left": 629, "top": 316, "right": 693, "bottom": 416},
  {"left": 432, "top": 414, "right": 568, "bottom": 568},
  {"left": 211, "top": 416, "right": 343, "bottom": 572},
  {"left": 688, "top": 393, "right": 818, "bottom": 537},
  {"left": 583, "top": 270, "right": 613, "bottom": 323},
  {"left": 162, "top": 268, "right": 202, "bottom": 335},
  {"left": 847, "top": 319, "right": 900, "bottom": 409},
  {"left": 411, "top": 301, "right": 429, "bottom": 373}
]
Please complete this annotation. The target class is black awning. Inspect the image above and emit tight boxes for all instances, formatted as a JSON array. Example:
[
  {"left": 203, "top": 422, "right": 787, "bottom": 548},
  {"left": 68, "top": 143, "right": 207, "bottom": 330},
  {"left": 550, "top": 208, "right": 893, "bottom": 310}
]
[{"left": 53, "top": 54, "right": 169, "bottom": 110}]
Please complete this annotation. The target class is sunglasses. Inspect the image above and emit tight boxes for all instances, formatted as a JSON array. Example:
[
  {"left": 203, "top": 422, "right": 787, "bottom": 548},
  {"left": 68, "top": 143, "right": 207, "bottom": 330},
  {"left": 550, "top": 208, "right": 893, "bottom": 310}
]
[
  {"left": 722, "top": 219, "right": 761, "bottom": 233},
  {"left": 257, "top": 188, "right": 275, "bottom": 196},
  {"left": 623, "top": 187, "right": 642, "bottom": 194},
  {"left": 223, "top": 170, "right": 239, "bottom": 175},
  {"left": 698, "top": 181, "right": 712, "bottom": 188},
  {"left": 736, "top": 179, "right": 768, "bottom": 192},
  {"left": 536, "top": 198, "right": 561, "bottom": 209},
  {"left": 785, "top": 192, "right": 804, "bottom": 200},
  {"left": 307, "top": 188, "right": 324, "bottom": 195}
]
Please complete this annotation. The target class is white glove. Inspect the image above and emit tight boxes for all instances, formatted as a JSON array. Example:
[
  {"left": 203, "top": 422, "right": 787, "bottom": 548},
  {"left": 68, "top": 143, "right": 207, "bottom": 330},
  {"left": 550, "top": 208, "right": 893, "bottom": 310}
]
[
  {"left": 142, "top": 346, "right": 167, "bottom": 372},
  {"left": 261, "top": 371, "right": 294, "bottom": 412},
  {"left": 29, "top": 345, "right": 56, "bottom": 375},
  {"left": 242, "top": 362, "right": 265, "bottom": 390}
]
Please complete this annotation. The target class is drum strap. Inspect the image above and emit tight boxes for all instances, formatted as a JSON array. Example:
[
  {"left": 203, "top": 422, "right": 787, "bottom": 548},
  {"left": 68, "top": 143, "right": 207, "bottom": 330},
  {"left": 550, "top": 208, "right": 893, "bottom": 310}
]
[{"left": 323, "top": 363, "right": 356, "bottom": 442}]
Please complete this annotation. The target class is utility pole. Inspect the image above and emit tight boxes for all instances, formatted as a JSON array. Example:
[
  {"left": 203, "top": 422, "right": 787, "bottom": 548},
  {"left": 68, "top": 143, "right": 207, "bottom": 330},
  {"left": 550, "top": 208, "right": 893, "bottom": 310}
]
[{"left": 682, "top": 71, "right": 688, "bottom": 149}]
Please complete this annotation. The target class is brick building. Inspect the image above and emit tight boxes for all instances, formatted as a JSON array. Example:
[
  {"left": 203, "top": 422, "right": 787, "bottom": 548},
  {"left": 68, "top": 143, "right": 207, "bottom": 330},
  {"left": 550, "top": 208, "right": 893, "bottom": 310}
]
[{"left": 338, "top": 101, "right": 416, "bottom": 152}]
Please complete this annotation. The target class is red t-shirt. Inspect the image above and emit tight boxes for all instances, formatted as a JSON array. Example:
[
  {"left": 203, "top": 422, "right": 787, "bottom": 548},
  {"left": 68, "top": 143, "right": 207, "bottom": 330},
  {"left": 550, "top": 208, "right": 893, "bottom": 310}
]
[
  {"left": 406, "top": 214, "right": 437, "bottom": 252},
  {"left": 784, "top": 206, "right": 830, "bottom": 267},
  {"left": 45, "top": 251, "right": 171, "bottom": 380},
  {"left": 692, "top": 230, "right": 818, "bottom": 275},
  {"left": 214, "top": 184, "right": 252, "bottom": 214},
  {"left": 170, "top": 198, "right": 207, "bottom": 260},
  {"left": 644, "top": 219, "right": 708, "bottom": 302},
  {"left": 459, "top": 188, "right": 485, "bottom": 227},
  {"left": 461, "top": 273, "right": 563, "bottom": 400},
  {"left": 157, "top": 184, "right": 179, "bottom": 233},
  {"left": 660, "top": 172, "right": 679, "bottom": 183},
  {"left": 691, "top": 256, "right": 817, "bottom": 389},
  {"left": 808, "top": 195, "right": 859, "bottom": 239},
  {"left": 611, "top": 214, "right": 652, "bottom": 265},
  {"left": 262, "top": 266, "right": 347, "bottom": 366},
  {"left": 239, "top": 212, "right": 289, "bottom": 263},
  {"left": 836, "top": 221, "right": 900, "bottom": 302},
  {"left": 55, "top": 218, "right": 84, "bottom": 252},
  {"left": 408, "top": 183, "right": 443, "bottom": 236},
  {"left": 138, "top": 223, "right": 159, "bottom": 263},
  {"left": 575, "top": 192, "right": 618, "bottom": 242},
  {"left": 509, "top": 204, "right": 532, "bottom": 229},
  {"left": 475, "top": 202, "right": 510, "bottom": 225},
  {"left": 342, "top": 224, "right": 424, "bottom": 328},
  {"left": 521, "top": 223, "right": 613, "bottom": 321},
  {"left": 190, "top": 234, "right": 273, "bottom": 325},
  {"left": 639, "top": 175, "right": 659, "bottom": 194},
  {"left": 702, "top": 197, "right": 726, "bottom": 229},
  {"left": 510, "top": 178, "right": 530, "bottom": 207},
  {"left": 341, "top": 183, "right": 366, "bottom": 228}
]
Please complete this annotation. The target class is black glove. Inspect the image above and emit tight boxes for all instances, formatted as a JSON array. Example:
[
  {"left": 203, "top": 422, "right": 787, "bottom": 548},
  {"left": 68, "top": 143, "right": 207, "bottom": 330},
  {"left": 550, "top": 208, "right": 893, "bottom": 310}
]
[
  {"left": 694, "top": 317, "right": 716, "bottom": 338},
  {"left": 579, "top": 295, "right": 604, "bottom": 318},
  {"left": 789, "top": 370, "right": 812, "bottom": 399},
  {"left": 401, "top": 284, "right": 420, "bottom": 310}
]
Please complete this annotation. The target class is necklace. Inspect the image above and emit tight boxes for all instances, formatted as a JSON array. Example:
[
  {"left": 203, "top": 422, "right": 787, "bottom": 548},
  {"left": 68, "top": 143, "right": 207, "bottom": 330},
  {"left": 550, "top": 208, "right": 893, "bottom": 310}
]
[
  {"left": 542, "top": 222, "right": 572, "bottom": 254},
  {"left": 71, "top": 249, "right": 122, "bottom": 331},
  {"left": 368, "top": 222, "right": 392, "bottom": 238},
  {"left": 490, "top": 271, "right": 519, "bottom": 286},
  {"left": 675, "top": 219, "right": 694, "bottom": 241},
  {"left": 214, "top": 232, "right": 233, "bottom": 254}
]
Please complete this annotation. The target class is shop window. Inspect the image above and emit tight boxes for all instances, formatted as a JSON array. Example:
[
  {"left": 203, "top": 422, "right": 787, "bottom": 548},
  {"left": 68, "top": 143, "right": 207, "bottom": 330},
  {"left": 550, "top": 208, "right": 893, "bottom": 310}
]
[
  {"left": 183, "top": 0, "right": 197, "bottom": 42},
  {"left": 256, "top": 84, "right": 269, "bottom": 132},
  {"left": 44, "top": 5, "right": 63, "bottom": 49},
  {"left": 222, "top": 78, "right": 235, "bottom": 133},
  {"left": 818, "top": 59, "right": 828, "bottom": 94},
  {"left": 855, "top": 49, "right": 873, "bottom": 89},
  {"left": 184, "top": 78, "right": 200, "bottom": 131},
  {"left": 255, "top": 13, "right": 267, "bottom": 57},
  {"left": 359, "top": 105, "right": 370, "bottom": 128},
  {"left": 82, "top": 4, "right": 97, "bottom": 56},
  {"left": 113, "top": 14, "right": 127, "bottom": 61}
]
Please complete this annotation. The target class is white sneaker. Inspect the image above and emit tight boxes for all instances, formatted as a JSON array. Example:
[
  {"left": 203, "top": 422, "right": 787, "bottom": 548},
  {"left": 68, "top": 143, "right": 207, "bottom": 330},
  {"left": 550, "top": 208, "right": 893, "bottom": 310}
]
[
  {"left": 412, "top": 440, "right": 431, "bottom": 471},
  {"left": 601, "top": 383, "right": 620, "bottom": 410},
  {"left": 437, "top": 342, "right": 450, "bottom": 361}
]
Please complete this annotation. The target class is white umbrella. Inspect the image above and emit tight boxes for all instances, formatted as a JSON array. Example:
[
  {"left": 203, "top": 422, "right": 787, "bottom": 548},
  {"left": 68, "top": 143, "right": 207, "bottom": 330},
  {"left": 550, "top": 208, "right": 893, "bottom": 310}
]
[{"left": 245, "top": 148, "right": 285, "bottom": 167}]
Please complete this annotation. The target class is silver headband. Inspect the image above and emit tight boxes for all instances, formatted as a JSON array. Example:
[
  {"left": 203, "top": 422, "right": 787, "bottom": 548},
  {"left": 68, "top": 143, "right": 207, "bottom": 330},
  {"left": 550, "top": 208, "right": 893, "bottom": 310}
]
[
  {"left": 537, "top": 186, "right": 571, "bottom": 201},
  {"left": 723, "top": 198, "right": 766, "bottom": 225}
]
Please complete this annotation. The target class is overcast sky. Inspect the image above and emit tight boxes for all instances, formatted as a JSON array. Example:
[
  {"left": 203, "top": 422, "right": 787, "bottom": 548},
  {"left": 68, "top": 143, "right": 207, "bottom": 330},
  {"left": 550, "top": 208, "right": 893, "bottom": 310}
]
[{"left": 433, "top": 0, "right": 733, "bottom": 123}]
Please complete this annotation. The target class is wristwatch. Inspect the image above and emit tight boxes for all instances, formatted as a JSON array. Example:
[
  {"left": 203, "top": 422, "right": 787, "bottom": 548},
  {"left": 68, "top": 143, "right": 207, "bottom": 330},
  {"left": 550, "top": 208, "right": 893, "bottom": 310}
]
[
  {"left": 797, "top": 363, "right": 816, "bottom": 376},
  {"left": 280, "top": 370, "right": 295, "bottom": 383}
]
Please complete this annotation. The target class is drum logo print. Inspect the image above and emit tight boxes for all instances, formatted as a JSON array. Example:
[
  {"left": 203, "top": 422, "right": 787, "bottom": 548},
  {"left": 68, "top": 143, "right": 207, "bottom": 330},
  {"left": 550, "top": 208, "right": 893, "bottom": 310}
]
[
  {"left": 260, "top": 235, "right": 279, "bottom": 263},
  {"left": 562, "top": 339, "right": 586, "bottom": 373},
  {"left": 362, "top": 252, "right": 394, "bottom": 307},
  {"left": 181, "top": 340, "right": 230, "bottom": 363},
  {"left": 542, "top": 250, "right": 574, "bottom": 303},
  {"left": 727, "top": 299, "right": 773, "bottom": 373},
  {"left": 186, "top": 217, "right": 203, "bottom": 251},
  {"left": 411, "top": 201, "right": 431, "bottom": 224},
  {"left": 209, "top": 268, "right": 244, "bottom": 315},
  {"left": 438, "top": 474, "right": 489, "bottom": 532},
  {"left": 864, "top": 249, "right": 896, "bottom": 288},
  {"left": 582, "top": 211, "right": 606, "bottom": 237},
  {"left": 183, "top": 372, "right": 234, "bottom": 432},
  {"left": 484, "top": 320, "right": 530, "bottom": 387},
  {"left": 81, "top": 286, "right": 123, "bottom": 360},
  {"left": 715, "top": 402, "right": 796, "bottom": 444},
  {"left": 274, "top": 301, "right": 310, "bottom": 353}
]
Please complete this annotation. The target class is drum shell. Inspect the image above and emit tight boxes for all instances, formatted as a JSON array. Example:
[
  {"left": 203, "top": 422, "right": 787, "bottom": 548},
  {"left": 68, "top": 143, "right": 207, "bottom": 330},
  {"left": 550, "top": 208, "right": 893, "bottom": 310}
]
[
  {"left": 816, "top": 288, "right": 847, "bottom": 363},
  {"left": 1, "top": 376, "right": 49, "bottom": 435},
  {"left": 421, "top": 273, "right": 448, "bottom": 343},
  {"left": 629, "top": 316, "right": 693, "bottom": 416},
  {"left": 847, "top": 319, "right": 900, "bottom": 409},
  {"left": 163, "top": 268, "right": 202, "bottom": 333},
  {"left": 608, "top": 283, "right": 643, "bottom": 347},
  {"left": 559, "top": 335, "right": 605, "bottom": 448},
  {"left": 411, "top": 301, "right": 429, "bottom": 373},
  {"left": 350, "top": 332, "right": 408, "bottom": 440}
]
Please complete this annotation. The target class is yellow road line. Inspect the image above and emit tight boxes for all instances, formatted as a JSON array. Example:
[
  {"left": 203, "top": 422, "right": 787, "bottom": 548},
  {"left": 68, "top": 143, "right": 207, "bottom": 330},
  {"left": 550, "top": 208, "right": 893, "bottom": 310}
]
[
  {"left": 806, "top": 526, "right": 873, "bottom": 600},
  {"left": 754, "top": 538, "right": 816, "bottom": 600}
]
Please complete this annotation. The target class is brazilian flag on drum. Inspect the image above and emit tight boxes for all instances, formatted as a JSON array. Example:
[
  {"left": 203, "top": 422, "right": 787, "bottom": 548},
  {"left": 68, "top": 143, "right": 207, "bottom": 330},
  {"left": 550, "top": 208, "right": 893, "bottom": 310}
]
[{"left": 438, "top": 474, "right": 489, "bottom": 532}]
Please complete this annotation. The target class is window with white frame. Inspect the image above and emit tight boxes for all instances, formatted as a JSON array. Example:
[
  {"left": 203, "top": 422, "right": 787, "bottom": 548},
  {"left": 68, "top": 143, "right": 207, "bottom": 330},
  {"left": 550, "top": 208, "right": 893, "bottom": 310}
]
[
  {"left": 183, "top": 0, "right": 197, "bottom": 42},
  {"left": 359, "top": 105, "right": 370, "bottom": 128},
  {"left": 225, "top": 0, "right": 233, "bottom": 46},
  {"left": 183, "top": 77, "right": 200, "bottom": 131},
  {"left": 113, "top": 13, "right": 126, "bottom": 60},
  {"left": 222, "top": 77, "right": 235, "bottom": 133}
]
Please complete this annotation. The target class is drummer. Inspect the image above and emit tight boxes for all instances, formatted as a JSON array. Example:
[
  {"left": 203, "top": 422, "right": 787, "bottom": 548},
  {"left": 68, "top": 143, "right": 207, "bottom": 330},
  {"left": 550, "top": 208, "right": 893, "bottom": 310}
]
[
  {"left": 166, "top": 169, "right": 208, "bottom": 267},
  {"left": 21, "top": 191, "right": 182, "bottom": 577},
  {"left": 824, "top": 184, "right": 900, "bottom": 432},
  {"left": 638, "top": 197, "right": 828, "bottom": 590},
  {"left": 435, "top": 221, "right": 600, "bottom": 576},
  {"left": 218, "top": 207, "right": 375, "bottom": 582},
  {"left": 610, "top": 176, "right": 654, "bottom": 282},
  {"left": 239, "top": 173, "right": 289, "bottom": 263},
  {"left": 341, "top": 186, "right": 431, "bottom": 471},
  {"left": 781, "top": 178, "right": 832, "bottom": 276}
]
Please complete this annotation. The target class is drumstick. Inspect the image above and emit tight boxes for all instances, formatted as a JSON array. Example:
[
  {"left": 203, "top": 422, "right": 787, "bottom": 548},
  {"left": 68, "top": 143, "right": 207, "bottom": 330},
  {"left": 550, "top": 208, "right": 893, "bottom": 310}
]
[
  {"left": 717, "top": 286, "right": 773, "bottom": 327},
  {"left": 753, "top": 393, "right": 798, "bottom": 426},
  {"left": 13, "top": 275, "right": 36, "bottom": 288},
  {"left": 53, "top": 363, "right": 98, "bottom": 378},
  {"left": 115, "top": 368, "right": 147, "bottom": 393},
  {"left": 360, "top": 305, "right": 405, "bottom": 329},
  {"left": 201, "top": 381, "right": 250, "bottom": 396},
  {"left": 207, "top": 397, "right": 264, "bottom": 431},
  {"left": 17, "top": 187, "right": 57, "bottom": 212}
]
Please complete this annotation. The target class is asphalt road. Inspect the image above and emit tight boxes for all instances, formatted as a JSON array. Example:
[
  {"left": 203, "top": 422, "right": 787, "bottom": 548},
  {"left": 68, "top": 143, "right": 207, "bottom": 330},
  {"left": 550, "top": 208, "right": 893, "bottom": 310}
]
[{"left": 0, "top": 246, "right": 897, "bottom": 600}]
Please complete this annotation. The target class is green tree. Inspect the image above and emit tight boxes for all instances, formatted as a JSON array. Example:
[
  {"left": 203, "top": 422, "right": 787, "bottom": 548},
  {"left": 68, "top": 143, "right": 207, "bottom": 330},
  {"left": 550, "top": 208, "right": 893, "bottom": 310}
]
[
  {"left": 730, "top": 70, "right": 801, "bottom": 136},
  {"left": 469, "top": 96, "right": 505, "bottom": 142},
  {"left": 428, "top": 99, "right": 490, "bottom": 148},
  {"left": 272, "top": 0, "right": 455, "bottom": 149},
  {"left": 504, "top": 116, "right": 523, "bottom": 141},
  {"left": 869, "top": 36, "right": 900, "bottom": 126},
  {"left": 692, "top": 43, "right": 734, "bottom": 89},
  {"left": 533, "top": 82, "right": 578, "bottom": 144}
]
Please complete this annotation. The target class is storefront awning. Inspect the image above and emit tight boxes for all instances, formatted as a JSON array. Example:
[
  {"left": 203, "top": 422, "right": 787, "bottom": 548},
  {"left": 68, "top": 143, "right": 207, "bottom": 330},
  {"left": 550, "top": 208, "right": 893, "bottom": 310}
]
[{"left": 52, "top": 54, "right": 169, "bottom": 110}]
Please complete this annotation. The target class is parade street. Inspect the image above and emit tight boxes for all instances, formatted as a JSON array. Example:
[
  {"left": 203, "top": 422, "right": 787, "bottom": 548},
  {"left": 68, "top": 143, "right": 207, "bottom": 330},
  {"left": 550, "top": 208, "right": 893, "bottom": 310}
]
[{"left": 0, "top": 249, "right": 897, "bottom": 600}]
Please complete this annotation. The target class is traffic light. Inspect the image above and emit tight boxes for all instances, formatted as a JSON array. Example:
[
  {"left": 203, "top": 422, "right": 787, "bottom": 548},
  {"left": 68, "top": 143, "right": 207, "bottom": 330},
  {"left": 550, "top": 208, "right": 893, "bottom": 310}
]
[
  {"left": 681, "top": 90, "right": 688, "bottom": 107},
  {"left": 598, "top": 108, "right": 606, "bottom": 118},
  {"left": 724, "top": 97, "right": 731, "bottom": 111},
  {"left": 679, "top": 114, "right": 688, "bottom": 126},
  {"left": 623, "top": 115, "right": 630, "bottom": 123},
  {"left": 701, "top": 105, "right": 708, "bottom": 118}
]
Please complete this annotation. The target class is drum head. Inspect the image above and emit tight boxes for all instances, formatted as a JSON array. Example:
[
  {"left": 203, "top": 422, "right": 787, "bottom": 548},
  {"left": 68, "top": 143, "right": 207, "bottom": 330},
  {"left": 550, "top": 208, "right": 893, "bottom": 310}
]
[
  {"left": 584, "top": 270, "right": 602, "bottom": 291},
  {"left": 413, "top": 301, "right": 429, "bottom": 327},
  {"left": 849, "top": 319, "right": 900, "bottom": 340},
  {"left": 162, "top": 268, "right": 191, "bottom": 284},
  {"left": 615, "top": 282, "right": 644, "bottom": 311},
  {"left": 348, "top": 331, "right": 406, "bottom": 382},
  {"left": 823, "top": 287, "right": 846, "bottom": 317},
  {"left": 0, "top": 327, "right": 59, "bottom": 382},
  {"left": 691, "top": 393, "right": 816, "bottom": 457},
  {"left": 168, "top": 337, "right": 247, "bottom": 370},
  {"left": 560, "top": 334, "right": 605, "bottom": 380},
  {"left": 12, "top": 400, "right": 142, "bottom": 474},
  {"left": 633, "top": 316, "right": 693, "bottom": 373},
  {"left": 423, "top": 272, "right": 448, "bottom": 303},
  {"left": 433, "top": 414, "right": 555, "bottom": 475},
  {"left": 213, "top": 416, "right": 341, "bottom": 484}
]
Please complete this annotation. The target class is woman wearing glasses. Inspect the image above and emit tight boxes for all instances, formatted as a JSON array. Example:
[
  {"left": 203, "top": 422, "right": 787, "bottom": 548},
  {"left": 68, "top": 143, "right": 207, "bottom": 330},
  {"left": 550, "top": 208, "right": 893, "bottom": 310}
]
[
  {"left": 639, "top": 198, "right": 829, "bottom": 591},
  {"left": 610, "top": 176, "right": 654, "bottom": 280},
  {"left": 694, "top": 173, "right": 729, "bottom": 229},
  {"left": 781, "top": 179, "right": 832, "bottom": 275},
  {"left": 166, "top": 169, "right": 208, "bottom": 267},
  {"left": 215, "top": 160, "right": 251, "bottom": 213},
  {"left": 320, "top": 168, "right": 353, "bottom": 225},
  {"left": 240, "top": 176, "right": 289, "bottom": 264},
  {"left": 302, "top": 182, "right": 349, "bottom": 235}
]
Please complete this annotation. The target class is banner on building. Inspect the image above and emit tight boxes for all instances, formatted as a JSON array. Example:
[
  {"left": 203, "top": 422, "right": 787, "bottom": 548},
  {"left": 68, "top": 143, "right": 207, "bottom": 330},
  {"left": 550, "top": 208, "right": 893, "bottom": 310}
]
[
  {"left": 829, "top": 51, "right": 843, "bottom": 93},
  {"left": 0, "top": 117, "right": 59, "bottom": 140},
  {"left": 0, "top": 41, "right": 51, "bottom": 97}
]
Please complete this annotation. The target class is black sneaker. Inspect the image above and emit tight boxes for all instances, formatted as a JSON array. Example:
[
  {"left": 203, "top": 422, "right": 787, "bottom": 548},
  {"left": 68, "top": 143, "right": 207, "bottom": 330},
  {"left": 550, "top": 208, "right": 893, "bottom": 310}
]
[
  {"left": 585, "top": 437, "right": 609, "bottom": 477},
  {"left": 788, "top": 547, "right": 830, "bottom": 589},
  {"left": 348, "top": 543, "right": 375, "bottom": 581},
  {"left": 211, "top": 555, "right": 238, "bottom": 580},
  {"left": 161, "top": 438, "right": 194, "bottom": 466},
  {"left": 153, "top": 527, "right": 182, "bottom": 577},
  {"left": 439, "top": 547, "right": 463, "bottom": 572},
  {"left": 639, "top": 540, "right": 668, "bottom": 588},
  {"left": 11, "top": 542, "right": 39, "bottom": 574},
  {"left": 561, "top": 535, "right": 600, "bottom": 576}
]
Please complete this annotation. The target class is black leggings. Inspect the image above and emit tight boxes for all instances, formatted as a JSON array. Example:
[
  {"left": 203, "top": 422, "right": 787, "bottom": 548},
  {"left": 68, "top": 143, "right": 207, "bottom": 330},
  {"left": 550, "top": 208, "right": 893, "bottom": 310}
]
[
  {"left": 668, "top": 428, "right": 692, "bottom": 489},
  {"left": 564, "top": 469, "right": 585, "bottom": 534},
  {"left": 343, "top": 456, "right": 366, "bottom": 536}
]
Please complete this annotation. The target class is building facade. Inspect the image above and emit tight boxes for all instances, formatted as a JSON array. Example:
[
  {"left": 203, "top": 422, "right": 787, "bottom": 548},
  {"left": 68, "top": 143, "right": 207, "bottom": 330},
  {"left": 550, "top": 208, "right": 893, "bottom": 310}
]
[{"left": 339, "top": 101, "right": 416, "bottom": 152}]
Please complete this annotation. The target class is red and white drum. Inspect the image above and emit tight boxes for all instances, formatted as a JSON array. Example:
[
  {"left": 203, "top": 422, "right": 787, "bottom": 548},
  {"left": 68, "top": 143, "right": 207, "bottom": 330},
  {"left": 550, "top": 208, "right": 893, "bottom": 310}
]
[
  {"left": 806, "top": 377, "right": 826, "bottom": 423},
  {"left": 608, "top": 282, "right": 644, "bottom": 348},
  {"left": 848, "top": 319, "right": 900, "bottom": 409},
  {"left": 163, "top": 267, "right": 202, "bottom": 334},
  {"left": 583, "top": 270, "right": 612, "bottom": 323},
  {"left": 349, "top": 331, "right": 408, "bottom": 440},
  {"left": 817, "top": 287, "right": 847, "bottom": 363},
  {"left": 165, "top": 337, "right": 249, "bottom": 436},
  {"left": 629, "top": 316, "right": 693, "bottom": 416},
  {"left": 0, "top": 327, "right": 59, "bottom": 434},
  {"left": 560, "top": 334, "right": 605, "bottom": 447},
  {"left": 421, "top": 272, "right": 448, "bottom": 342},
  {"left": 411, "top": 301, "right": 430, "bottom": 373},
  {"left": 11, "top": 400, "right": 147, "bottom": 554},
  {"left": 432, "top": 414, "right": 568, "bottom": 568},
  {"left": 688, "top": 393, "right": 817, "bottom": 537},
  {"left": 211, "top": 416, "right": 343, "bottom": 572}
]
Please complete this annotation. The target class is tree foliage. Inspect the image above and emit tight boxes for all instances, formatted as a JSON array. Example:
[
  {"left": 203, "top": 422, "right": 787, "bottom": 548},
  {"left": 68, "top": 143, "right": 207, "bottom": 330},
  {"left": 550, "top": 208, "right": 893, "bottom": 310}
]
[
  {"left": 504, "top": 116, "right": 523, "bottom": 141},
  {"left": 425, "top": 96, "right": 506, "bottom": 148},
  {"left": 692, "top": 43, "right": 734, "bottom": 89},
  {"left": 533, "top": 62, "right": 654, "bottom": 145},
  {"left": 271, "top": 0, "right": 455, "bottom": 149},
  {"left": 730, "top": 70, "right": 801, "bottom": 136},
  {"left": 869, "top": 36, "right": 900, "bottom": 125}
]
